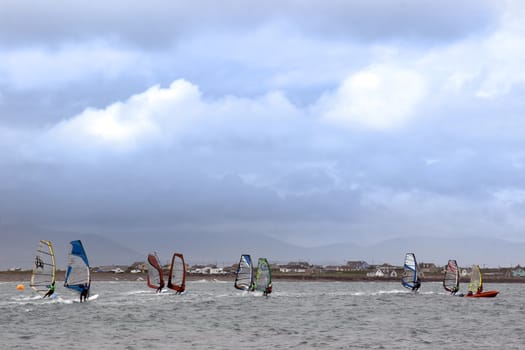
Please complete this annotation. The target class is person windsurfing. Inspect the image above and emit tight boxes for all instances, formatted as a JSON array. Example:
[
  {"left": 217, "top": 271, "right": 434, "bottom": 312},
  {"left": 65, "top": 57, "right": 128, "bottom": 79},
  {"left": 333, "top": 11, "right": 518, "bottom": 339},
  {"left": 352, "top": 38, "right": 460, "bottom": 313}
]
[
  {"left": 43, "top": 282, "right": 56, "bottom": 298},
  {"left": 80, "top": 282, "right": 90, "bottom": 302},
  {"left": 412, "top": 277, "right": 421, "bottom": 292},
  {"left": 263, "top": 283, "right": 272, "bottom": 297},
  {"left": 156, "top": 280, "right": 165, "bottom": 293}
]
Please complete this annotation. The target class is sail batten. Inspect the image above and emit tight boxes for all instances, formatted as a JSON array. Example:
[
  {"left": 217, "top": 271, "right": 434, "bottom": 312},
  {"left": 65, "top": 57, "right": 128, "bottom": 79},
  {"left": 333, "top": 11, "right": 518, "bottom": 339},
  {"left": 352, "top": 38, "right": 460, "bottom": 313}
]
[
  {"left": 234, "top": 254, "right": 254, "bottom": 291},
  {"left": 30, "top": 240, "right": 56, "bottom": 295}
]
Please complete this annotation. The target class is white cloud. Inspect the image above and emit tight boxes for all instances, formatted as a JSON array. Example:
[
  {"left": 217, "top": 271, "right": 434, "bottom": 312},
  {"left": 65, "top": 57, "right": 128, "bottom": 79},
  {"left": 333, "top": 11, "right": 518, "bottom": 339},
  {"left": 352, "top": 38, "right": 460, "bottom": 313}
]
[
  {"left": 38, "top": 79, "right": 303, "bottom": 159},
  {"left": 476, "top": 2, "right": 525, "bottom": 98},
  {"left": 317, "top": 64, "right": 426, "bottom": 130},
  {"left": 0, "top": 41, "right": 146, "bottom": 90},
  {"left": 45, "top": 80, "right": 200, "bottom": 153}
]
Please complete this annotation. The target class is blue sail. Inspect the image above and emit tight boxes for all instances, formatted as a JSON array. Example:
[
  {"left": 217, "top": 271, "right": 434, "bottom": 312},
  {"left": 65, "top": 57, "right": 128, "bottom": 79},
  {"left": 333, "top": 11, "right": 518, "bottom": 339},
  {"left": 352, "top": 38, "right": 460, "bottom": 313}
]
[{"left": 64, "top": 240, "right": 90, "bottom": 293}]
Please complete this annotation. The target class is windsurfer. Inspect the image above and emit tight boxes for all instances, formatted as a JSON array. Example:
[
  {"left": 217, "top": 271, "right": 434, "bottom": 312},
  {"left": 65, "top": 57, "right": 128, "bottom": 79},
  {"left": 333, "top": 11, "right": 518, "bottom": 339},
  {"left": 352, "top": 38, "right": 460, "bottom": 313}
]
[
  {"left": 43, "top": 282, "right": 56, "bottom": 298},
  {"left": 263, "top": 283, "right": 272, "bottom": 296},
  {"left": 80, "top": 283, "right": 90, "bottom": 302},
  {"left": 412, "top": 277, "right": 421, "bottom": 291}
]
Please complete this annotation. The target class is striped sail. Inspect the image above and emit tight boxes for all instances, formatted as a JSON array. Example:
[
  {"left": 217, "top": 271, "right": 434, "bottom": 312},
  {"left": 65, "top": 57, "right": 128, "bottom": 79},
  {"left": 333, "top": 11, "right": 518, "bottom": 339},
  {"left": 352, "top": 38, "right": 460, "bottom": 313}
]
[
  {"left": 147, "top": 252, "right": 164, "bottom": 290},
  {"left": 30, "top": 240, "right": 56, "bottom": 295},
  {"left": 234, "top": 254, "right": 253, "bottom": 291},
  {"left": 254, "top": 258, "right": 272, "bottom": 293},
  {"left": 401, "top": 253, "right": 419, "bottom": 290},
  {"left": 167, "top": 253, "right": 186, "bottom": 293},
  {"left": 443, "top": 259, "right": 460, "bottom": 294},
  {"left": 64, "top": 240, "right": 90, "bottom": 293},
  {"left": 468, "top": 264, "right": 482, "bottom": 294}
]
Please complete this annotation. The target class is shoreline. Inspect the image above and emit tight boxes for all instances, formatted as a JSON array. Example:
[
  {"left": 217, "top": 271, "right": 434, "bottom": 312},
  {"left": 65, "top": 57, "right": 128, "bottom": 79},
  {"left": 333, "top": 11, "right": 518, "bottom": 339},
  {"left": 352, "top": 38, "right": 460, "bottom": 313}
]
[{"left": 3, "top": 271, "right": 525, "bottom": 284}]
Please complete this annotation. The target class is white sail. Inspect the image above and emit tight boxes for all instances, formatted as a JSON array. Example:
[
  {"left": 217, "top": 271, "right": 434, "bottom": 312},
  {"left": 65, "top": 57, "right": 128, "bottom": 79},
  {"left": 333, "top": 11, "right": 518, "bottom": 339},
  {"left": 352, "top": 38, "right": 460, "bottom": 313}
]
[
  {"left": 401, "top": 253, "right": 420, "bottom": 290},
  {"left": 234, "top": 254, "right": 254, "bottom": 291},
  {"left": 443, "top": 259, "right": 459, "bottom": 294}
]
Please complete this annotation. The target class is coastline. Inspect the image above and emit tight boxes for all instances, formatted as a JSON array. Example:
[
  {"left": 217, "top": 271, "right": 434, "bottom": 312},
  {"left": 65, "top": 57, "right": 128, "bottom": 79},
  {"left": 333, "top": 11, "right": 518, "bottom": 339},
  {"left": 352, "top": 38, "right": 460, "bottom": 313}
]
[{"left": 3, "top": 271, "right": 525, "bottom": 284}]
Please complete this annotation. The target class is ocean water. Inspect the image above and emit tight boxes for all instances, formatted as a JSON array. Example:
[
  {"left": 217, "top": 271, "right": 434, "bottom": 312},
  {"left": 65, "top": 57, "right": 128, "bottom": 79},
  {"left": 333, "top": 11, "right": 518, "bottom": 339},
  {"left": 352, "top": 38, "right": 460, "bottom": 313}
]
[{"left": 1, "top": 280, "right": 523, "bottom": 349}]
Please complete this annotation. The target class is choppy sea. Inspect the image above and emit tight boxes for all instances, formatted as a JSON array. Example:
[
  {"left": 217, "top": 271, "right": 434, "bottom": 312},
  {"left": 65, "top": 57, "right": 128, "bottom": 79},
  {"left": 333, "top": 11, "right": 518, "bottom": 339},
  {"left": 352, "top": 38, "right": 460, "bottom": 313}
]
[{"left": 1, "top": 280, "right": 523, "bottom": 349}]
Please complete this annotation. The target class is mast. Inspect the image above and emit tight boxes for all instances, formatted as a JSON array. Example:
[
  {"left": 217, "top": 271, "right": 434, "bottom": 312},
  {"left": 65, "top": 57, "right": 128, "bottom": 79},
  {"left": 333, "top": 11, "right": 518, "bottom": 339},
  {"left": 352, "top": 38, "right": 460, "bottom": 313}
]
[
  {"left": 30, "top": 240, "right": 56, "bottom": 295},
  {"left": 167, "top": 253, "right": 186, "bottom": 293},
  {"left": 234, "top": 254, "right": 254, "bottom": 291}
]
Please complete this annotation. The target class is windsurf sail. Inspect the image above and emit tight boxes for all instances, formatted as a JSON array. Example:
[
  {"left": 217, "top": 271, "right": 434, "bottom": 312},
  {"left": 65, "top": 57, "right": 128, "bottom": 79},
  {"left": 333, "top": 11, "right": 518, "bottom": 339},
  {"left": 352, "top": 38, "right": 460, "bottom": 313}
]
[
  {"left": 254, "top": 258, "right": 272, "bottom": 294},
  {"left": 167, "top": 253, "right": 186, "bottom": 293},
  {"left": 468, "top": 264, "right": 483, "bottom": 294},
  {"left": 147, "top": 252, "right": 164, "bottom": 290},
  {"left": 64, "top": 240, "right": 90, "bottom": 293},
  {"left": 234, "top": 254, "right": 254, "bottom": 291},
  {"left": 401, "top": 253, "right": 420, "bottom": 290},
  {"left": 443, "top": 259, "right": 460, "bottom": 294},
  {"left": 30, "top": 240, "right": 56, "bottom": 295}
]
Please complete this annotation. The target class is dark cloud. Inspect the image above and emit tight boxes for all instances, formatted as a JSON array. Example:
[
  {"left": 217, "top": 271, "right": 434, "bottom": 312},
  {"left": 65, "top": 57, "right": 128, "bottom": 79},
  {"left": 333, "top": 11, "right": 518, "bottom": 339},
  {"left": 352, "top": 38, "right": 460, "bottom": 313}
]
[{"left": 0, "top": 0, "right": 497, "bottom": 49}]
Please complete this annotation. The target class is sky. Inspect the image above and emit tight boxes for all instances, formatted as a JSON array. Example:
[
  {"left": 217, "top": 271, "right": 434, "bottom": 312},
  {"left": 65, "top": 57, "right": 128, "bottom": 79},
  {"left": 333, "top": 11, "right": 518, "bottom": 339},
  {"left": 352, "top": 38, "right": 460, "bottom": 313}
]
[{"left": 2, "top": 1, "right": 525, "bottom": 266}]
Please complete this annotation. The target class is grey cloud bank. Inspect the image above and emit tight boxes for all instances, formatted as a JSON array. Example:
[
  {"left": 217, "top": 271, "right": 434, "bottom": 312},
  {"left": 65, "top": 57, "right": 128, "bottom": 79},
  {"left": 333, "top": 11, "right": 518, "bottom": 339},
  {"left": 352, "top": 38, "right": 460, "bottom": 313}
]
[{"left": 1, "top": 1, "right": 525, "bottom": 267}]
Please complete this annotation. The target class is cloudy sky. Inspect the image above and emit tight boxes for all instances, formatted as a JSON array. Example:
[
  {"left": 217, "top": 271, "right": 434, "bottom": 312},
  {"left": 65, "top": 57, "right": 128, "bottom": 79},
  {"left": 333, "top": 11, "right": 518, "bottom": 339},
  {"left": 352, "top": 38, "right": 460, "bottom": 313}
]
[{"left": 2, "top": 1, "right": 525, "bottom": 263}]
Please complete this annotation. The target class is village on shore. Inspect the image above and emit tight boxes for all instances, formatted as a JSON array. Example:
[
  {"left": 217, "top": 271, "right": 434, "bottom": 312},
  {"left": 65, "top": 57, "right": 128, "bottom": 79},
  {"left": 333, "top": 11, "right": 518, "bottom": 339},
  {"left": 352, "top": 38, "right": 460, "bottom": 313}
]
[{"left": 4, "top": 260, "right": 525, "bottom": 283}]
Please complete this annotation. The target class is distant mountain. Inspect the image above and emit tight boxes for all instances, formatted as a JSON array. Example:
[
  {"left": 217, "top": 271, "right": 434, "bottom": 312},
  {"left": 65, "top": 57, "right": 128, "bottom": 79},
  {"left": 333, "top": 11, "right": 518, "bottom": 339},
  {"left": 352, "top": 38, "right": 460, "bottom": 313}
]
[
  {"left": 0, "top": 224, "right": 143, "bottom": 269},
  {"left": 302, "top": 236, "right": 525, "bottom": 267},
  {"left": 2, "top": 223, "right": 524, "bottom": 269}
]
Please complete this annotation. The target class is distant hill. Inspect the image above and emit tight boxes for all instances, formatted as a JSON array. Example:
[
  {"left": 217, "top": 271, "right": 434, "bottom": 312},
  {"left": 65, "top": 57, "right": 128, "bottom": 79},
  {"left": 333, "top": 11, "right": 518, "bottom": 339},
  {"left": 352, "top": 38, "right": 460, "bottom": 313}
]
[
  {"left": 1, "top": 223, "right": 524, "bottom": 269},
  {"left": 0, "top": 225, "right": 143, "bottom": 269}
]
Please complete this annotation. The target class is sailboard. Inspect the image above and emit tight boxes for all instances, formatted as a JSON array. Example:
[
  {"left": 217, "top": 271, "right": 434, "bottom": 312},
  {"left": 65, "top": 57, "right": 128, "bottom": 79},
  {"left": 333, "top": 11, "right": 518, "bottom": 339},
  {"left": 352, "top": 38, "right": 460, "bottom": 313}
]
[
  {"left": 167, "top": 253, "right": 186, "bottom": 293},
  {"left": 64, "top": 240, "right": 90, "bottom": 294},
  {"left": 466, "top": 264, "right": 499, "bottom": 298},
  {"left": 254, "top": 258, "right": 272, "bottom": 295},
  {"left": 30, "top": 240, "right": 56, "bottom": 295},
  {"left": 401, "top": 253, "right": 421, "bottom": 291},
  {"left": 234, "top": 254, "right": 254, "bottom": 291},
  {"left": 147, "top": 252, "right": 165, "bottom": 291},
  {"left": 443, "top": 259, "right": 460, "bottom": 294}
]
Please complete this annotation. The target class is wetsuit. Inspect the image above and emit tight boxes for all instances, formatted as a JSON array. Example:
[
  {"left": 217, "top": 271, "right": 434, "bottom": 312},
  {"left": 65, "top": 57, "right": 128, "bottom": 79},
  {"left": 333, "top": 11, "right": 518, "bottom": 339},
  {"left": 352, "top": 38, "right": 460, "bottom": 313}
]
[
  {"left": 43, "top": 283, "right": 56, "bottom": 298},
  {"left": 80, "top": 284, "right": 90, "bottom": 302}
]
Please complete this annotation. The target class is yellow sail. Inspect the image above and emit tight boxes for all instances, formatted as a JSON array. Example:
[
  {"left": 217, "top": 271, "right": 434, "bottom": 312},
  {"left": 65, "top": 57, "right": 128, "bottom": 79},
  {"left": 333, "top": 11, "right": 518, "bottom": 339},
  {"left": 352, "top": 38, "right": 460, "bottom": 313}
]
[
  {"left": 468, "top": 264, "right": 482, "bottom": 294},
  {"left": 30, "top": 240, "right": 56, "bottom": 295}
]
